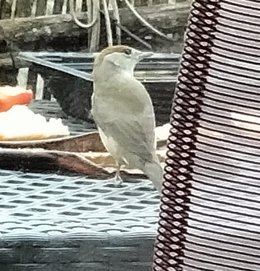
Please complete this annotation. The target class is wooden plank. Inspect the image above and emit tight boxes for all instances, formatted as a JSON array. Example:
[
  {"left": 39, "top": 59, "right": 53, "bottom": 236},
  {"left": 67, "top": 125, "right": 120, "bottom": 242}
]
[
  {"left": 61, "top": 0, "right": 68, "bottom": 14},
  {"left": 0, "top": 148, "right": 112, "bottom": 177},
  {"left": 46, "top": 0, "right": 55, "bottom": 15},
  {"left": 17, "top": 67, "right": 29, "bottom": 88},
  {"left": 88, "top": 0, "right": 100, "bottom": 52},
  {"left": 31, "top": 0, "right": 38, "bottom": 17},
  {"left": 15, "top": 0, "right": 33, "bottom": 18},
  {"left": 0, "top": 0, "right": 6, "bottom": 19},
  {"left": 36, "top": 0, "right": 47, "bottom": 16},
  {"left": 53, "top": 0, "right": 65, "bottom": 14},
  {"left": 10, "top": 0, "right": 17, "bottom": 19}
]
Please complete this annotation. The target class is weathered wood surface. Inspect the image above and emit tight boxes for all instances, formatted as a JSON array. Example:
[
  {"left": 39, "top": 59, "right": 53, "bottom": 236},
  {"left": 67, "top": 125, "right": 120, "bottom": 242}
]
[
  {"left": 0, "top": 147, "right": 166, "bottom": 176},
  {"left": 0, "top": 3, "right": 190, "bottom": 67},
  {"left": 0, "top": 147, "right": 165, "bottom": 179},
  {"left": 0, "top": 13, "right": 89, "bottom": 56},
  {"left": 0, "top": 131, "right": 106, "bottom": 152},
  {"left": 0, "top": 125, "right": 167, "bottom": 176},
  {"left": 0, "top": 148, "right": 112, "bottom": 176},
  {"left": 0, "top": 129, "right": 167, "bottom": 153}
]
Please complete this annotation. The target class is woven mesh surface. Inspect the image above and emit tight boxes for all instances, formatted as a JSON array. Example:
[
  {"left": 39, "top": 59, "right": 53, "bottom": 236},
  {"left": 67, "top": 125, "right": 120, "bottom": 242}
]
[
  {"left": 0, "top": 170, "right": 159, "bottom": 235},
  {"left": 0, "top": 170, "right": 160, "bottom": 271},
  {"left": 154, "top": 0, "right": 260, "bottom": 270}
]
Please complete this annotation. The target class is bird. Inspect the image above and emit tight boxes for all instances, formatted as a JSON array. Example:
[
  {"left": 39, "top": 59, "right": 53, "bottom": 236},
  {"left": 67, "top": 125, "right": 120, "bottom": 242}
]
[{"left": 91, "top": 45, "right": 163, "bottom": 192}]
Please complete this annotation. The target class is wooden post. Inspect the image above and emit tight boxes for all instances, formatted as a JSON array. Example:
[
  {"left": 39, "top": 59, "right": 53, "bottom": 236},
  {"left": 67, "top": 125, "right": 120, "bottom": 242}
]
[
  {"left": 109, "top": 0, "right": 121, "bottom": 44},
  {"left": 88, "top": 0, "right": 100, "bottom": 52},
  {"left": 102, "top": 0, "right": 113, "bottom": 46},
  {"left": 61, "top": 0, "right": 68, "bottom": 14},
  {"left": 46, "top": 0, "right": 55, "bottom": 15},
  {"left": 36, "top": 0, "right": 47, "bottom": 16},
  {"left": 10, "top": 0, "right": 17, "bottom": 19},
  {"left": 31, "top": 0, "right": 37, "bottom": 17}
]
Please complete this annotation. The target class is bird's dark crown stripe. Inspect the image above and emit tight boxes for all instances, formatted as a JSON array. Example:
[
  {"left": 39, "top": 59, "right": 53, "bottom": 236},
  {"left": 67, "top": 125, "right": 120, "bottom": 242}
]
[{"left": 95, "top": 45, "right": 131, "bottom": 65}]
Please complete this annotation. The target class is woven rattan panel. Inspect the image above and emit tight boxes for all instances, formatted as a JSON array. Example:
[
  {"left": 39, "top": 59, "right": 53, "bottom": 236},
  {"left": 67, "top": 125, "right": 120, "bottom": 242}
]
[
  {"left": 0, "top": 170, "right": 160, "bottom": 271},
  {"left": 153, "top": 0, "right": 260, "bottom": 271}
]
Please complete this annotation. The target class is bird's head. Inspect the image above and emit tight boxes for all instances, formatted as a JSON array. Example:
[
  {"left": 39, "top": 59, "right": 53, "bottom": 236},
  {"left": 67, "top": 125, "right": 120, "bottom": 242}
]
[{"left": 93, "top": 45, "right": 153, "bottom": 77}]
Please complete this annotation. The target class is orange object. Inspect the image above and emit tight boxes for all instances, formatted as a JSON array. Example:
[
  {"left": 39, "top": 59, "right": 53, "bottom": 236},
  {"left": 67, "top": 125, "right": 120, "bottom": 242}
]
[{"left": 0, "top": 86, "right": 33, "bottom": 112}]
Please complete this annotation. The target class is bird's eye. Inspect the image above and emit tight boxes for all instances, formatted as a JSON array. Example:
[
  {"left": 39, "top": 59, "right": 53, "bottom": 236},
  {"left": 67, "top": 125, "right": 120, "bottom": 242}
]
[{"left": 124, "top": 48, "right": 132, "bottom": 55}]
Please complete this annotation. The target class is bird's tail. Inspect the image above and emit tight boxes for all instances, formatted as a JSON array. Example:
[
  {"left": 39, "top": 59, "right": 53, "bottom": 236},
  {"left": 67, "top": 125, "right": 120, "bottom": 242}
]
[{"left": 143, "top": 159, "right": 164, "bottom": 192}]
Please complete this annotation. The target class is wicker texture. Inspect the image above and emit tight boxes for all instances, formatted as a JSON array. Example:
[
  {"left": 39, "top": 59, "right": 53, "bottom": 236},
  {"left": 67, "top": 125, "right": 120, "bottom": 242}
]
[
  {"left": 0, "top": 170, "right": 160, "bottom": 271},
  {"left": 153, "top": 0, "right": 260, "bottom": 270},
  {"left": 0, "top": 99, "right": 161, "bottom": 270}
]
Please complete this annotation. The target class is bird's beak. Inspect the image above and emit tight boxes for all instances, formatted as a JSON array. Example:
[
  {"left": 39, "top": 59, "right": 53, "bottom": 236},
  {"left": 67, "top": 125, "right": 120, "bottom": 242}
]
[{"left": 136, "top": 51, "right": 153, "bottom": 61}]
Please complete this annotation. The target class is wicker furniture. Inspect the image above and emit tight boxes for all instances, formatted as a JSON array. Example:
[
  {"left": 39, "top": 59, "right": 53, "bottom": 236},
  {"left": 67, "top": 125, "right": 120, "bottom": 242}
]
[
  {"left": 0, "top": 169, "right": 160, "bottom": 271},
  {"left": 0, "top": 99, "right": 160, "bottom": 271},
  {"left": 153, "top": 0, "right": 260, "bottom": 270}
]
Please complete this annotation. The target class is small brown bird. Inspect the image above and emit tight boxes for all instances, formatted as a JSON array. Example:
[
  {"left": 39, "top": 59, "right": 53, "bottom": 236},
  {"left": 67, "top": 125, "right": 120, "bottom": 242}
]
[{"left": 91, "top": 45, "right": 163, "bottom": 192}]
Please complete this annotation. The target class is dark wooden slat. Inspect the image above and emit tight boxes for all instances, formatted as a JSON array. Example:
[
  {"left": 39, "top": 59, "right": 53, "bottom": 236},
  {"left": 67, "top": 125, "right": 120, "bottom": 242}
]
[
  {"left": 35, "top": 0, "right": 47, "bottom": 16},
  {"left": 53, "top": 0, "right": 64, "bottom": 14},
  {"left": 15, "top": 0, "right": 32, "bottom": 17}
]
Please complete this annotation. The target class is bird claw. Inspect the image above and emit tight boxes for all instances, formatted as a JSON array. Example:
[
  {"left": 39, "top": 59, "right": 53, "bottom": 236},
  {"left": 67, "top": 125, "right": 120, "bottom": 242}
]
[
  {"left": 105, "top": 174, "right": 123, "bottom": 187},
  {"left": 113, "top": 174, "right": 123, "bottom": 187}
]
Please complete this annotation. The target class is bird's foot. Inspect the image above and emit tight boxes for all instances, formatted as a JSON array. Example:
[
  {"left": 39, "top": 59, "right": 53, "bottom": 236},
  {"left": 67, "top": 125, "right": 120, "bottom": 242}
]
[
  {"left": 112, "top": 174, "right": 123, "bottom": 187},
  {"left": 105, "top": 174, "right": 123, "bottom": 187}
]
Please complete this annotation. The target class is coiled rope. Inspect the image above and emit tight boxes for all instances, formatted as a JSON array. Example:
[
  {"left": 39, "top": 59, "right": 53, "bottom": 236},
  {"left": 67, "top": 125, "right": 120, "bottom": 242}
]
[{"left": 69, "top": 0, "right": 175, "bottom": 50}]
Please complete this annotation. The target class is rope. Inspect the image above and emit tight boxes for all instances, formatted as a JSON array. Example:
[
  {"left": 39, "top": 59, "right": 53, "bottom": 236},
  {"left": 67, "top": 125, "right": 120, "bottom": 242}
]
[
  {"left": 69, "top": 0, "right": 97, "bottom": 29},
  {"left": 69, "top": 0, "right": 174, "bottom": 50},
  {"left": 114, "top": 21, "right": 152, "bottom": 50},
  {"left": 123, "top": 0, "right": 174, "bottom": 41}
]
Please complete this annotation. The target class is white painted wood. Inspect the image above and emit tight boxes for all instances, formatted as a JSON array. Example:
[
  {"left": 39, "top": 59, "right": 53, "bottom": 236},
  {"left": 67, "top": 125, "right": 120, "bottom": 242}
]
[
  {"left": 17, "top": 68, "right": 29, "bottom": 89},
  {"left": 35, "top": 74, "right": 44, "bottom": 100},
  {"left": 62, "top": 0, "right": 68, "bottom": 14},
  {"left": 31, "top": 0, "right": 38, "bottom": 17},
  {"left": 46, "top": 0, "right": 55, "bottom": 15},
  {"left": 10, "top": 0, "right": 17, "bottom": 19}
]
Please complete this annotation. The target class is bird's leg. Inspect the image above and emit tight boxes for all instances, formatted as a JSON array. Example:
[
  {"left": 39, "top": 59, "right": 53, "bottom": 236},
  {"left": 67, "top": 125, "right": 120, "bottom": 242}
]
[
  {"left": 113, "top": 162, "right": 123, "bottom": 186},
  {"left": 104, "top": 162, "right": 123, "bottom": 186}
]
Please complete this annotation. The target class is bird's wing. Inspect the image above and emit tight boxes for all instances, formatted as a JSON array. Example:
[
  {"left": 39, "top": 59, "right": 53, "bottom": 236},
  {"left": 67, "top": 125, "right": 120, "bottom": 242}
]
[{"left": 92, "top": 80, "right": 156, "bottom": 161}]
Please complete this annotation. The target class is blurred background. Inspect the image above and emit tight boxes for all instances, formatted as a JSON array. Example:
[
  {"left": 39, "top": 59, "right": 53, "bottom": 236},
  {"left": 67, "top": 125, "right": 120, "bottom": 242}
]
[
  {"left": 0, "top": 0, "right": 192, "bottom": 128},
  {"left": 0, "top": 0, "right": 191, "bottom": 84}
]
